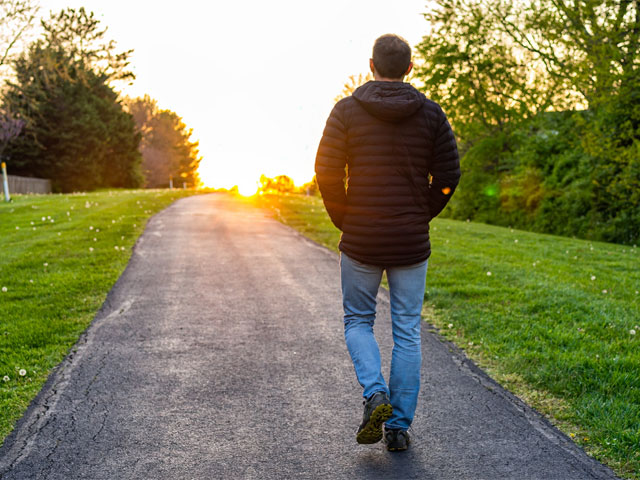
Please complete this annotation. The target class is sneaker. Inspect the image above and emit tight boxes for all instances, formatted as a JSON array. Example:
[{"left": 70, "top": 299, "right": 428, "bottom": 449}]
[
  {"left": 384, "top": 428, "right": 410, "bottom": 451},
  {"left": 356, "top": 392, "right": 393, "bottom": 444}
]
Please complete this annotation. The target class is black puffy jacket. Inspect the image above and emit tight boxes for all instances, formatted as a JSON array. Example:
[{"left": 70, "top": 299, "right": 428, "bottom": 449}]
[{"left": 315, "top": 81, "right": 460, "bottom": 266}]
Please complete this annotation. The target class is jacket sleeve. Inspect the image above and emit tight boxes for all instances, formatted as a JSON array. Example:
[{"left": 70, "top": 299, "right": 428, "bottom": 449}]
[
  {"left": 315, "top": 101, "right": 348, "bottom": 230},
  {"left": 427, "top": 107, "right": 461, "bottom": 219}
]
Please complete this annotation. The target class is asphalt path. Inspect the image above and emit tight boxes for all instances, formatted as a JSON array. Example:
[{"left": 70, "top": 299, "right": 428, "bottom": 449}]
[{"left": 0, "top": 193, "right": 618, "bottom": 479}]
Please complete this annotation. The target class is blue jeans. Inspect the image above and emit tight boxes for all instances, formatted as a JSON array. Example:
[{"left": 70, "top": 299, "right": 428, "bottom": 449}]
[{"left": 340, "top": 253, "right": 428, "bottom": 431}]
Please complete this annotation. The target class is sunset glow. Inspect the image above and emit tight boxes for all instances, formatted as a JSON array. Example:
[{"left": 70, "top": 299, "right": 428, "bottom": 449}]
[
  {"left": 237, "top": 180, "right": 259, "bottom": 197},
  {"left": 41, "top": 0, "right": 430, "bottom": 189}
]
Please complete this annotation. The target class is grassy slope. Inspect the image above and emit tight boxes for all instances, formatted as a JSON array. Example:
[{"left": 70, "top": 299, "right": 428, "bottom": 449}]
[
  {"left": 0, "top": 189, "right": 198, "bottom": 443},
  {"left": 250, "top": 193, "right": 640, "bottom": 479}
]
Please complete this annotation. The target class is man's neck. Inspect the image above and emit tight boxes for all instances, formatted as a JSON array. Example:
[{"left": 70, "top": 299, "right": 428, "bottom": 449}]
[{"left": 373, "top": 75, "right": 405, "bottom": 82}]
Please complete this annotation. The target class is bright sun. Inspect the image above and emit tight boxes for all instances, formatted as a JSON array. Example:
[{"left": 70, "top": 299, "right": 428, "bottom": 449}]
[{"left": 237, "top": 180, "right": 258, "bottom": 197}]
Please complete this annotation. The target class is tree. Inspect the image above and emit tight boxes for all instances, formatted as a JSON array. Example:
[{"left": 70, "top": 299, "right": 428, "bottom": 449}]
[
  {"left": 0, "top": 109, "right": 24, "bottom": 157},
  {"left": 299, "top": 175, "right": 319, "bottom": 195},
  {"left": 125, "top": 95, "right": 201, "bottom": 188},
  {"left": 489, "top": 0, "right": 640, "bottom": 109},
  {"left": 334, "top": 72, "right": 374, "bottom": 103},
  {"left": 1, "top": 9, "right": 142, "bottom": 191},
  {"left": 413, "top": 0, "right": 640, "bottom": 243},
  {"left": 415, "top": 0, "right": 574, "bottom": 146},
  {"left": 490, "top": 0, "right": 640, "bottom": 243},
  {"left": 39, "top": 7, "right": 133, "bottom": 86},
  {"left": 0, "top": 0, "right": 38, "bottom": 76},
  {"left": 258, "top": 174, "right": 295, "bottom": 194}
]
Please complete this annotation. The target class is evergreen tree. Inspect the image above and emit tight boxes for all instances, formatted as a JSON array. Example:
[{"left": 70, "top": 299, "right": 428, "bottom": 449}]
[{"left": 1, "top": 8, "right": 142, "bottom": 192}]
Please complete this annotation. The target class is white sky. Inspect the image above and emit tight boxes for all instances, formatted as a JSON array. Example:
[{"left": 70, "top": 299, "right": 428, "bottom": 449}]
[{"left": 41, "top": 0, "right": 430, "bottom": 189}]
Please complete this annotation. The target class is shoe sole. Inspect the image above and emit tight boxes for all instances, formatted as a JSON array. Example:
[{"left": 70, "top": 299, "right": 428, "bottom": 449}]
[
  {"left": 386, "top": 443, "right": 409, "bottom": 452},
  {"left": 356, "top": 403, "right": 393, "bottom": 444}
]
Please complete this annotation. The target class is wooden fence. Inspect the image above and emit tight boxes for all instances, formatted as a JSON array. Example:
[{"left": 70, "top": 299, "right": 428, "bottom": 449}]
[{"left": 2, "top": 175, "right": 52, "bottom": 195}]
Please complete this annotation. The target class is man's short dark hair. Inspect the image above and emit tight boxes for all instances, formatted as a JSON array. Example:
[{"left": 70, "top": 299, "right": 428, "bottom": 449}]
[{"left": 372, "top": 34, "right": 412, "bottom": 79}]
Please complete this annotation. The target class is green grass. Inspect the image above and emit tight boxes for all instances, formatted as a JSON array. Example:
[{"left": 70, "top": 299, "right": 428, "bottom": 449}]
[
  {"left": 250, "top": 193, "right": 640, "bottom": 479},
  {"left": 0, "top": 188, "right": 199, "bottom": 443}
]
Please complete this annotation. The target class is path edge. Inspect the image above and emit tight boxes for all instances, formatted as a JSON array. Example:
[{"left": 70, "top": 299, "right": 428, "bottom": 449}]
[
  {"left": 284, "top": 222, "right": 620, "bottom": 480},
  {"left": 0, "top": 200, "right": 184, "bottom": 475}
]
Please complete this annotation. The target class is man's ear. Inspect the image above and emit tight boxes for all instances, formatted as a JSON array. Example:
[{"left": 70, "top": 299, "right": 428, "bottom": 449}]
[
  {"left": 405, "top": 62, "right": 413, "bottom": 76},
  {"left": 369, "top": 59, "right": 375, "bottom": 74}
]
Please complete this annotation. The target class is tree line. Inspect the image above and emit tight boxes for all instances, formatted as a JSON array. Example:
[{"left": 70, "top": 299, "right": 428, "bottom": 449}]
[
  {"left": 257, "top": 174, "right": 318, "bottom": 195},
  {"left": 0, "top": 2, "right": 200, "bottom": 192},
  {"left": 336, "top": 1, "right": 638, "bottom": 244},
  {"left": 413, "top": 0, "right": 640, "bottom": 245}
]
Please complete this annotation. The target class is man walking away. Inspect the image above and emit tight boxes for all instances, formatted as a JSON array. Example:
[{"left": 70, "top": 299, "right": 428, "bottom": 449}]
[{"left": 315, "top": 34, "right": 460, "bottom": 451}]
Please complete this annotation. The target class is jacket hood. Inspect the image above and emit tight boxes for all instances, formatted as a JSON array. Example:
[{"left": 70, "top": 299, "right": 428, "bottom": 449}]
[{"left": 352, "top": 81, "right": 425, "bottom": 123}]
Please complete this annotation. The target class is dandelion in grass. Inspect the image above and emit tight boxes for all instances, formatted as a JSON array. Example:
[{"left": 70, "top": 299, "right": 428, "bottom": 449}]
[
  {"left": 1, "top": 287, "right": 6, "bottom": 292},
  {"left": 448, "top": 323, "right": 453, "bottom": 329},
  {"left": 114, "top": 246, "right": 119, "bottom": 250},
  {"left": 15, "top": 226, "right": 19, "bottom": 230},
  {"left": 89, "top": 247, "right": 94, "bottom": 252},
  {"left": 41, "top": 217, "right": 45, "bottom": 221},
  {"left": 30, "top": 221, "right": 34, "bottom": 225},
  {"left": 96, "top": 228, "right": 99, "bottom": 232},
  {"left": 514, "top": 239, "right": 518, "bottom": 243},
  {"left": 487, "top": 271, "right": 492, "bottom": 276},
  {"left": 93, "top": 238, "right": 97, "bottom": 242},
  {"left": 602, "top": 289, "right": 608, "bottom": 294},
  {"left": 2, "top": 376, "right": 9, "bottom": 382},
  {"left": 591, "top": 275, "right": 596, "bottom": 281},
  {"left": 29, "top": 279, "right": 33, "bottom": 283},
  {"left": 18, "top": 369, "right": 26, "bottom": 376},
  {"left": 89, "top": 226, "right": 94, "bottom": 230},
  {"left": 43, "top": 262, "right": 48, "bottom": 267},
  {"left": 630, "top": 329, "right": 636, "bottom": 336}
]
